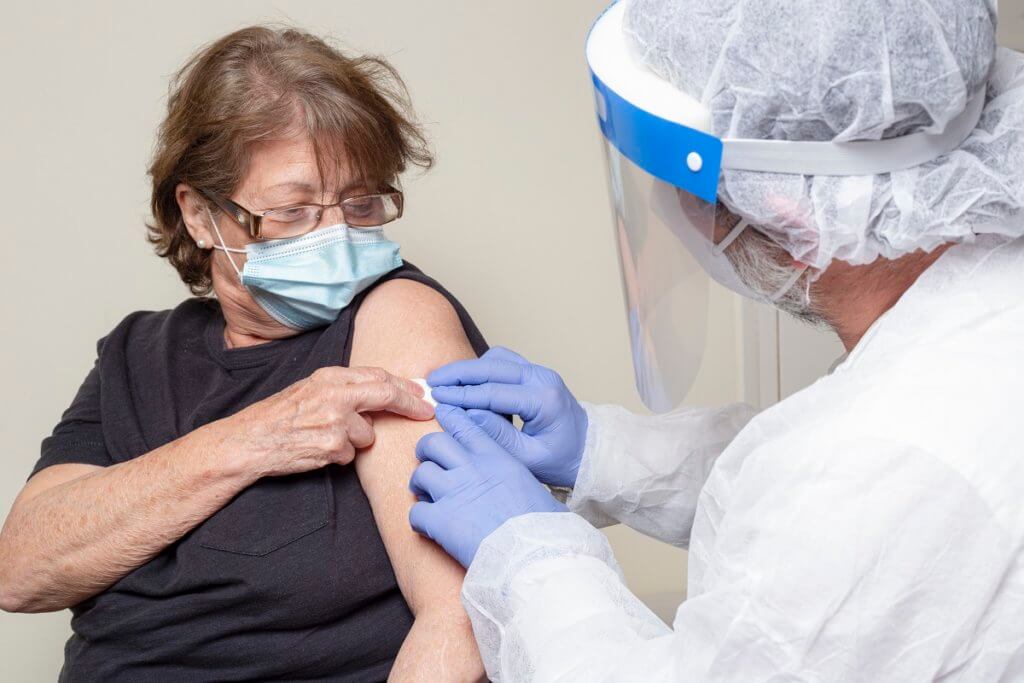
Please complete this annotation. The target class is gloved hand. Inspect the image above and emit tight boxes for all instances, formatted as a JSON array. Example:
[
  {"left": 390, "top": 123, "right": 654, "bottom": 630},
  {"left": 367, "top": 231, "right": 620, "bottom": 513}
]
[
  {"left": 409, "top": 403, "right": 567, "bottom": 568},
  {"left": 427, "top": 347, "right": 588, "bottom": 489}
]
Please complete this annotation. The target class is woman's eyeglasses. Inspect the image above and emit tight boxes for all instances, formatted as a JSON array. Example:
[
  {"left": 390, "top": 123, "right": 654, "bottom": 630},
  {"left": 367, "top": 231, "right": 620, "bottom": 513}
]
[{"left": 201, "top": 187, "right": 404, "bottom": 240}]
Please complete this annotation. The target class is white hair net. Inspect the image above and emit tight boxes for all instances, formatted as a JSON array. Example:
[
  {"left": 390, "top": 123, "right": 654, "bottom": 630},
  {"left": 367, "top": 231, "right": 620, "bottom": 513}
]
[{"left": 625, "top": 0, "right": 1024, "bottom": 269}]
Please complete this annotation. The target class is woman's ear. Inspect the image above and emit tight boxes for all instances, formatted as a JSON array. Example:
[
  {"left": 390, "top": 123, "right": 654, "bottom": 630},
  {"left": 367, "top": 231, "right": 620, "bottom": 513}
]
[{"left": 176, "top": 183, "right": 214, "bottom": 248}]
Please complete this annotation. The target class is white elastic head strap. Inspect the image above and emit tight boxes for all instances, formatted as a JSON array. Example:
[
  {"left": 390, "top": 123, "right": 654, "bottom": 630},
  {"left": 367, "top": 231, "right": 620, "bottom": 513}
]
[
  {"left": 721, "top": 90, "right": 986, "bottom": 176},
  {"left": 205, "top": 206, "right": 246, "bottom": 279}
]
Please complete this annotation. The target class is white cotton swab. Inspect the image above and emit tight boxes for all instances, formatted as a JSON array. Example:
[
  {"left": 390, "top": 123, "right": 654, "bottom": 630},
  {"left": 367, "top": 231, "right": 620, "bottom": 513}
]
[{"left": 412, "top": 378, "right": 438, "bottom": 409}]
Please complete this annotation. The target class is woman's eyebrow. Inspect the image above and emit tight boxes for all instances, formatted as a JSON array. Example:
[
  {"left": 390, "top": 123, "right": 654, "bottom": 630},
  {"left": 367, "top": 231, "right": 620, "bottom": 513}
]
[
  {"left": 260, "top": 180, "right": 369, "bottom": 203},
  {"left": 262, "top": 181, "right": 319, "bottom": 195}
]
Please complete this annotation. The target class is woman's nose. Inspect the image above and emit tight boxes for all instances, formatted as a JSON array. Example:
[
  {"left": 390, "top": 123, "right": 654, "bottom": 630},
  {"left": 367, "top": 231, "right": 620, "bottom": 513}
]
[{"left": 322, "top": 204, "right": 346, "bottom": 227}]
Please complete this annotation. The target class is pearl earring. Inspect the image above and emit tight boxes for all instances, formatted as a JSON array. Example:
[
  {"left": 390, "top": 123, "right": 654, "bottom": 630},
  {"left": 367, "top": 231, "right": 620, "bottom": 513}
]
[{"left": 197, "top": 239, "right": 207, "bottom": 249}]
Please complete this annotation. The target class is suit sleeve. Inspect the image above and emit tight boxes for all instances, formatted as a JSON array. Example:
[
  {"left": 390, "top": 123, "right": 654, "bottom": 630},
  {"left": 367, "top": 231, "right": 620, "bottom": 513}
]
[
  {"left": 463, "top": 437, "right": 1011, "bottom": 682},
  {"left": 568, "top": 401, "right": 755, "bottom": 547}
]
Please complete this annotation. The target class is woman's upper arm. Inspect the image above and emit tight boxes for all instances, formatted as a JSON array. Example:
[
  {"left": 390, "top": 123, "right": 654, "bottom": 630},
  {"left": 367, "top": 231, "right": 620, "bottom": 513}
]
[{"left": 349, "top": 278, "right": 478, "bottom": 616}]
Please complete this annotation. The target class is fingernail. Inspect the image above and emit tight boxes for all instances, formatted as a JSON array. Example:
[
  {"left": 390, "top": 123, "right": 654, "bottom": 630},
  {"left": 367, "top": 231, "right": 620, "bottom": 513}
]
[{"left": 410, "top": 378, "right": 429, "bottom": 398}]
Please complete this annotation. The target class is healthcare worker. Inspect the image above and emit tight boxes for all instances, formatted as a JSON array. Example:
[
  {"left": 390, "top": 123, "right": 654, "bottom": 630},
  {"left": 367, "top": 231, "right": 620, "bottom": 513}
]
[{"left": 410, "top": 0, "right": 1024, "bottom": 679}]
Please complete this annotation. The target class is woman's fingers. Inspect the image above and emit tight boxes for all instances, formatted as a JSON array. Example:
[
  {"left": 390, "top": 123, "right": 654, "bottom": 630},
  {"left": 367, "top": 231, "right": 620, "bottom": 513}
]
[
  {"left": 346, "top": 380, "right": 436, "bottom": 421},
  {"left": 345, "top": 413, "right": 376, "bottom": 450},
  {"left": 327, "top": 365, "right": 426, "bottom": 397},
  {"left": 330, "top": 438, "right": 357, "bottom": 466}
]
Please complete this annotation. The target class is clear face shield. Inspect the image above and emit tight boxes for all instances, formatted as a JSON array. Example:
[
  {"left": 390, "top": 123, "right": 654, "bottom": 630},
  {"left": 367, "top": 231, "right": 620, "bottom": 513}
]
[
  {"left": 605, "top": 144, "right": 810, "bottom": 410},
  {"left": 588, "top": 0, "right": 980, "bottom": 412},
  {"left": 605, "top": 148, "right": 729, "bottom": 412},
  {"left": 589, "top": 2, "right": 755, "bottom": 412}
]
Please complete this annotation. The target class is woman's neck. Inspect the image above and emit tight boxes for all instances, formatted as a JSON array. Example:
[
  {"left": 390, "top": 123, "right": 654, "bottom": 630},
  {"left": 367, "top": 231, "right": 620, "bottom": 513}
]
[
  {"left": 213, "top": 278, "right": 297, "bottom": 349},
  {"left": 223, "top": 324, "right": 279, "bottom": 349}
]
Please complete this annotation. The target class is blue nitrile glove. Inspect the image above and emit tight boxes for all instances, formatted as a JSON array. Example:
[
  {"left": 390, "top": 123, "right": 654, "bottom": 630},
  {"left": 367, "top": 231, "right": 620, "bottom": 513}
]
[
  {"left": 409, "top": 403, "right": 567, "bottom": 568},
  {"left": 427, "top": 347, "right": 588, "bottom": 489}
]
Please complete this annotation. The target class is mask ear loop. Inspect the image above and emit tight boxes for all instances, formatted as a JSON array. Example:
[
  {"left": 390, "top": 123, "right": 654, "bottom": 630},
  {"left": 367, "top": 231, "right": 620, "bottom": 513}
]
[
  {"left": 721, "top": 216, "right": 812, "bottom": 303},
  {"left": 712, "top": 218, "right": 749, "bottom": 257},
  {"left": 205, "top": 206, "right": 246, "bottom": 281},
  {"left": 769, "top": 264, "right": 810, "bottom": 302},
  {"left": 802, "top": 269, "right": 814, "bottom": 306}
]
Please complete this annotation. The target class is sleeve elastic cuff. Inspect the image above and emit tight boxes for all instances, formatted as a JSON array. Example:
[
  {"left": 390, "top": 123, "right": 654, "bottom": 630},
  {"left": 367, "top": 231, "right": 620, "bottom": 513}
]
[
  {"left": 464, "top": 512, "right": 623, "bottom": 619},
  {"left": 566, "top": 403, "right": 618, "bottom": 527}
]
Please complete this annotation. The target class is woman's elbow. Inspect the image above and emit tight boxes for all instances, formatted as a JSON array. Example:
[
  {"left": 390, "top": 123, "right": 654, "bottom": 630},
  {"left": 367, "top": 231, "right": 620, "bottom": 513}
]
[
  {"left": 0, "top": 563, "right": 39, "bottom": 613},
  {"left": 0, "top": 587, "right": 33, "bottom": 613},
  {"left": 0, "top": 539, "right": 62, "bottom": 613},
  {"left": 0, "top": 575, "right": 70, "bottom": 614}
]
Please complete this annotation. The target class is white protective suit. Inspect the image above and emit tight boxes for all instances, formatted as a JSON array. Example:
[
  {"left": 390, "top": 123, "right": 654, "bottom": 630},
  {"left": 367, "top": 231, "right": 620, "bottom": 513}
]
[{"left": 462, "top": 233, "right": 1024, "bottom": 681}]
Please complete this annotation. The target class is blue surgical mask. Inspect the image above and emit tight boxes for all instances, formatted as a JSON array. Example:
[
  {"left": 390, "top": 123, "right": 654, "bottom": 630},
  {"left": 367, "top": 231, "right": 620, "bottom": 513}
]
[{"left": 207, "top": 209, "right": 402, "bottom": 330}]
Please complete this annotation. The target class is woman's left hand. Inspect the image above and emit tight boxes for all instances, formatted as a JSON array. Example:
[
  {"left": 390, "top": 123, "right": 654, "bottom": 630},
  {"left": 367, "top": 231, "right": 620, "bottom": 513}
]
[
  {"left": 233, "top": 365, "right": 436, "bottom": 479},
  {"left": 409, "top": 404, "right": 567, "bottom": 568}
]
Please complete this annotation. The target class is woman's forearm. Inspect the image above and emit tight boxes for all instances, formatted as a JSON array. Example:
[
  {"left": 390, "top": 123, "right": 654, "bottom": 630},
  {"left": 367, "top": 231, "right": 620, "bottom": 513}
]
[
  {"left": 0, "top": 420, "right": 258, "bottom": 613},
  {"left": 0, "top": 365, "right": 433, "bottom": 615},
  {"left": 390, "top": 608, "right": 485, "bottom": 682},
  {"left": 354, "top": 411, "right": 485, "bottom": 681}
]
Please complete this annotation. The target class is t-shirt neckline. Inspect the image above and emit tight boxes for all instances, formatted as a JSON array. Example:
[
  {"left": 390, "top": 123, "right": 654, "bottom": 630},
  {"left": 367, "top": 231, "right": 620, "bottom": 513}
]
[{"left": 203, "top": 301, "right": 310, "bottom": 370}]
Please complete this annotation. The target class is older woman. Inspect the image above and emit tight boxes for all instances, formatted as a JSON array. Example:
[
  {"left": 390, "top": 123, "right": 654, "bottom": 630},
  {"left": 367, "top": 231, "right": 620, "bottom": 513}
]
[{"left": 0, "top": 27, "right": 487, "bottom": 681}]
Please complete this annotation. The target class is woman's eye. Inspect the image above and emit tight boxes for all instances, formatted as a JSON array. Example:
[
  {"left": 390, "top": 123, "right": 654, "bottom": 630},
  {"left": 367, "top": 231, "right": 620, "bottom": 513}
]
[
  {"left": 275, "top": 207, "right": 309, "bottom": 222},
  {"left": 346, "top": 200, "right": 375, "bottom": 216}
]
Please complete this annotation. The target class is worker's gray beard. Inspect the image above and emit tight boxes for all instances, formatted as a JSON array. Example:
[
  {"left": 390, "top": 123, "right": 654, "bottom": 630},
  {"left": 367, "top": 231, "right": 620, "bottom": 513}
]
[{"left": 725, "top": 229, "right": 829, "bottom": 328}]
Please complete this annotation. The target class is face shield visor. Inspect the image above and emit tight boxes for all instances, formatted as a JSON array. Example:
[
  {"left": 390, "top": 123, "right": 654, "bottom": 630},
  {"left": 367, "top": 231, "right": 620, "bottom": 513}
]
[
  {"left": 587, "top": 1, "right": 755, "bottom": 412},
  {"left": 586, "top": 0, "right": 987, "bottom": 412}
]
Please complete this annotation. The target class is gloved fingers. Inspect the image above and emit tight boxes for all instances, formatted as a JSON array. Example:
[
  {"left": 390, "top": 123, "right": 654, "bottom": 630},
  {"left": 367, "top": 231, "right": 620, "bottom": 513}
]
[
  {"left": 482, "top": 346, "right": 531, "bottom": 366},
  {"left": 410, "top": 461, "right": 455, "bottom": 501},
  {"left": 431, "top": 383, "right": 543, "bottom": 421},
  {"left": 415, "top": 431, "right": 470, "bottom": 470},
  {"left": 467, "top": 409, "right": 523, "bottom": 455},
  {"left": 427, "top": 357, "right": 528, "bottom": 388},
  {"left": 435, "top": 404, "right": 507, "bottom": 457},
  {"left": 409, "top": 501, "right": 438, "bottom": 538}
]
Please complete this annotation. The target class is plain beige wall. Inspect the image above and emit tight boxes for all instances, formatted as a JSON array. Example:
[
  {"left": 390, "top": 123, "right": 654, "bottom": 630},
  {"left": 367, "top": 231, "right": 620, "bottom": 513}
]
[{"left": 2, "top": 1, "right": 1022, "bottom": 680}]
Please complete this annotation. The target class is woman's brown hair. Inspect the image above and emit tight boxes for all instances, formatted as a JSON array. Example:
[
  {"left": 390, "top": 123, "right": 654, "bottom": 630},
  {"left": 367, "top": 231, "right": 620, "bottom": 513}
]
[{"left": 148, "top": 26, "right": 433, "bottom": 295}]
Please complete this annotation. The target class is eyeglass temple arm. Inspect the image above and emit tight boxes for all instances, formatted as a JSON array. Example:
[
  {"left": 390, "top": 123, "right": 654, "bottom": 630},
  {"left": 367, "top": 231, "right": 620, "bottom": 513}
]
[{"left": 201, "top": 190, "right": 262, "bottom": 237}]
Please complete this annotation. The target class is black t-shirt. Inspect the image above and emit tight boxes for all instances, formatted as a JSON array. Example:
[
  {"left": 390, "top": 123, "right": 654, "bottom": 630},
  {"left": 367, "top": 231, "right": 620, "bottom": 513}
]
[{"left": 34, "top": 264, "right": 490, "bottom": 682}]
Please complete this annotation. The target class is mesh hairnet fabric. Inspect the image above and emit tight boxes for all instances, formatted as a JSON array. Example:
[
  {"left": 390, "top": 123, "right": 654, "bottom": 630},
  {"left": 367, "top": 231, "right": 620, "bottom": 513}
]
[{"left": 624, "top": 0, "right": 1024, "bottom": 270}]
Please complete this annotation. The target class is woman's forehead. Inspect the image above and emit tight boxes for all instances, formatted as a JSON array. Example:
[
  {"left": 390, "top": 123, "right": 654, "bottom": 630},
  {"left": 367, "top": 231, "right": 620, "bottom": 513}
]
[{"left": 238, "top": 135, "right": 359, "bottom": 203}]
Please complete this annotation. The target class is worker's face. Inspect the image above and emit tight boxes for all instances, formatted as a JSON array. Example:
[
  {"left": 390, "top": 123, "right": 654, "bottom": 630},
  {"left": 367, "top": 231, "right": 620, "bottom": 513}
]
[
  {"left": 727, "top": 227, "right": 826, "bottom": 325},
  {"left": 674, "top": 188, "right": 826, "bottom": 325}
]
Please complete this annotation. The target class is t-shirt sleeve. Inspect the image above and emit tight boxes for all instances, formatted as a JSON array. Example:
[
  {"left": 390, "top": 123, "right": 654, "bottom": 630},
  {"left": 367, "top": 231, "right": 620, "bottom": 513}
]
[{"left": 33, "top": 356, "right": 112, "bottom": 478}]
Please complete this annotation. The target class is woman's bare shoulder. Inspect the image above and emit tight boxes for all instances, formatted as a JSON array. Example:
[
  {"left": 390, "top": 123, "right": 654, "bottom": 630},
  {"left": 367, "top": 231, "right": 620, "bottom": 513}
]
[{"left": 350, "top": 278, "right": 476, "bottom": 377}]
